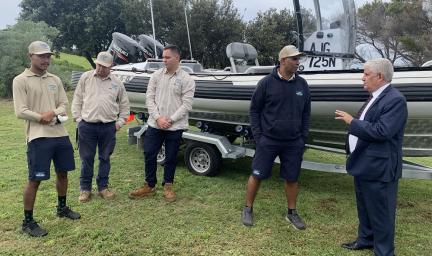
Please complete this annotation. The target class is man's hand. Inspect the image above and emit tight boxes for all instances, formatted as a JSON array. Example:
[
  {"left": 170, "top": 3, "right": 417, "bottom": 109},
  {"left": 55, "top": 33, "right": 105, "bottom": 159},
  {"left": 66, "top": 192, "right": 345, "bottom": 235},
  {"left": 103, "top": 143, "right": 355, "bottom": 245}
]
[
  {"left": 335, "top": 110, "right": 354, "bottom": 124},
  {"left": 156, "top": 116, "right": 173, "bottom": 129},
  {"left": 115, "top": 123, "right": 121, "bottom": 131},
  {"left": 40, "top": 111, "right": 55, "bottom": 124}
]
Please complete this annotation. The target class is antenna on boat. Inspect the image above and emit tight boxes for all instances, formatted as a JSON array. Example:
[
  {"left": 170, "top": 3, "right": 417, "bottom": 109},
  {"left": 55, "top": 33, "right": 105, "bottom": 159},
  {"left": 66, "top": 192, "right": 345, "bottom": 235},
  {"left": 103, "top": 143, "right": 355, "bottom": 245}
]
[
  {"left": 184, "top": 0, "right": 194, "bottom": 60},
  {"left": 149, "top": 0, "right": 158, "bottom": 59},
  {"left": 293, "top": 0, "right": 304, "bottom": 51}
]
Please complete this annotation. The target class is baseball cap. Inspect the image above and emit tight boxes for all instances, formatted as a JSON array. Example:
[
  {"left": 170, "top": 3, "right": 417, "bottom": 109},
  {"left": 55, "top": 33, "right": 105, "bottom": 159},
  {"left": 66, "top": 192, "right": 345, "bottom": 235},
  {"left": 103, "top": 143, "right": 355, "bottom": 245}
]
[
  {"left": 28, "top": 41, "right": 53, "bottom": 55},
  {"left": 278, "top": 45, "right": 305, "bottom": 61},
  {"left": 95, "top": 51, "right": 113, "bottom": 67}
]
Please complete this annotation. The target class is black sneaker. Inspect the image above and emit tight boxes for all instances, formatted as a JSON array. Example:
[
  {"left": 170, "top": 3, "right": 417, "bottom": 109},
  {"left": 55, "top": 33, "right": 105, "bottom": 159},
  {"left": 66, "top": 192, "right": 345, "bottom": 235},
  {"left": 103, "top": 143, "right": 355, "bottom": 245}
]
[
  {"left": 22, "top": 220, "right": 48, "bottom": 237},
  {"left": 242, "top": 206, "right": 254, "bottom": 226},
  {"left": 286, "top": 210, "right": 306, "bottom": 230},
  {"left": 57, "top": 206, "right": 81, "bottom": 220}
]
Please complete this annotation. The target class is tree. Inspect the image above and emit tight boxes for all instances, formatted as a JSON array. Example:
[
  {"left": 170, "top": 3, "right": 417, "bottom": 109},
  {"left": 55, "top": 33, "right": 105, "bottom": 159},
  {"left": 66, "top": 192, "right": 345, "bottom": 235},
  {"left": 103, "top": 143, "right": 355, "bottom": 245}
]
[
  {"left": 121, "top": 0, "right": 185, "bottom": 45},
  {"left": 0, "top": 21, "right": 58, "bottom": 98},
  {"left": 356, "top": 0, "right": 432, "bottom": 66},
  {"left": 20, "top": 0, "right": 125, "bottom": 56},
  {"left": 188, "top": 0, "right": 245, "bottom": 68},
  {"left": 244, "top": 8, "right": 297, "bottom": 65},
  {"left": 20, "top": 0, "right": 244, "bottom": 68}
]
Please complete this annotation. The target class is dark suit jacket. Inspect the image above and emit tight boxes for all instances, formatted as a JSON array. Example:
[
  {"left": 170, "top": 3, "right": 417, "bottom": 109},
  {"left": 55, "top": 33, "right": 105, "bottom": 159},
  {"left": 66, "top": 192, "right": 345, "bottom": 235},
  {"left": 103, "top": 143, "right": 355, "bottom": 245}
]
[{"left": 346, "top": 85, "right": 408, "bottom": 182}]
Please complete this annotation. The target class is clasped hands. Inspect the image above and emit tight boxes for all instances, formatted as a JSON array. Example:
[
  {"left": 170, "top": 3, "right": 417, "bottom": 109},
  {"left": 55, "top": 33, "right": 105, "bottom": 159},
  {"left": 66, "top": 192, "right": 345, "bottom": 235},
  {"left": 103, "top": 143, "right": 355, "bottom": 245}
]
[
  {"left": 39, "top": 111, "right": 55, "bottom": 125},
  {"left": 156, "top": 116, "right": 173, "bottom": 129}
]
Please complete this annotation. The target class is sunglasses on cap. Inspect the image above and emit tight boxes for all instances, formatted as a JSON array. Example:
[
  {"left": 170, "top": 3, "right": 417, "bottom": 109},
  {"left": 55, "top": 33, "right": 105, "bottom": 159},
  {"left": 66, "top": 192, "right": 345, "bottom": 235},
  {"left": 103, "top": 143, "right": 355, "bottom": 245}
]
[{"left": 288, "top": 56, "right": 305, "bottom": 61}]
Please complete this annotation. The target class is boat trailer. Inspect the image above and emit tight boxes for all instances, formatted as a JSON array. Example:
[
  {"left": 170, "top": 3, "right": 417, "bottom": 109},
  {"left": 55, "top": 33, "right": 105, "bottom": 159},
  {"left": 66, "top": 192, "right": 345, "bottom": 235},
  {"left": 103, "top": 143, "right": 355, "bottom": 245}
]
[{"left": 128, "top": 125, "right": 432, "bottom": 180}]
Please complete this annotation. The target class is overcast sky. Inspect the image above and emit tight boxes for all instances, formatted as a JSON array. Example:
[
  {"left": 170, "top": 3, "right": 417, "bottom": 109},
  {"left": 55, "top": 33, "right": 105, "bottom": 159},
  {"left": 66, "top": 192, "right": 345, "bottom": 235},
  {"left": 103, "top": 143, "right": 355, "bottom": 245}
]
[
  {"left": 0, "top": 0, "right": 383, "bottom": 30},
  {"left": 0, "top": 0, "right": 21, "bottom": 29},
  {"left": 232, "top": 0, "right": 371, "bottom": 21}
]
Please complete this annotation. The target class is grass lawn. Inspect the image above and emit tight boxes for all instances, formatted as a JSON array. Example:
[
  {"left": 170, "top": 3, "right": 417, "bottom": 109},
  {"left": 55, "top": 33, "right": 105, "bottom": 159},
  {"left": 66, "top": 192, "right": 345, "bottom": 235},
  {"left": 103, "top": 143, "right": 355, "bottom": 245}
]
[
  {"left": 54, "top": 53, "right": 93, "bottom": 70},
  {"left": 0, "top": 94, "right": 431, "bottom": 255}
]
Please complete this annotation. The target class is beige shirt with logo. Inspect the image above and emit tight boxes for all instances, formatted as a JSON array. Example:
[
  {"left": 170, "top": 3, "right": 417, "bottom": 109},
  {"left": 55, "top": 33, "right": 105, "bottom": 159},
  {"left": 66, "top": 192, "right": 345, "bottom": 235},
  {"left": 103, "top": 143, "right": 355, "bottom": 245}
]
[
  {"left": 71, "top": 70, "right": 130, "bottom": 127},
  {"left": 146, "top": 67, "right": 196, "bottom": 130},
  {"left": 13, "top": 69, "right": 69, "bottom": 142}
]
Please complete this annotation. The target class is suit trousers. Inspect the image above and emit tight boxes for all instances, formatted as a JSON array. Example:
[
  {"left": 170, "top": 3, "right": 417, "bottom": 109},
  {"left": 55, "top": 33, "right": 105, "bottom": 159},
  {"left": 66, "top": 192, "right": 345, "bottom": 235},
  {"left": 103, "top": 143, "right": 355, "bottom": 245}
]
[{"left": 354, "top": 177, "right": 398, "bottom": 256}]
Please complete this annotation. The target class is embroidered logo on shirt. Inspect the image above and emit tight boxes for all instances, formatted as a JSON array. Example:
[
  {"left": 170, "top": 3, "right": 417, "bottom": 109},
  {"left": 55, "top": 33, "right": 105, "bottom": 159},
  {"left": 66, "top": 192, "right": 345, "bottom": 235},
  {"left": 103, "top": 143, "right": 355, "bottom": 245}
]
[
  {"left": 296, "top": 91, "right": 303, "bottom": 96},
  {"left": 47, "top": 84, "right": 57, "bottom": 91},
  {"left": 111, "top": 83, "right": 119, "bottom": 90},
  {"left": 174, "top": 79, "right": 183, "bottom": 88}
]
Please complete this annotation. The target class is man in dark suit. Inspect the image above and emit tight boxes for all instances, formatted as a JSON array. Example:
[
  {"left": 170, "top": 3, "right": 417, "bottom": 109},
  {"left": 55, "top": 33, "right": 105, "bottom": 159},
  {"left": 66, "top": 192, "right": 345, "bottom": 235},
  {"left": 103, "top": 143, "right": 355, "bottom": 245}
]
[{"left": 335, "top": 58, "right": 407, "bottom": 256}]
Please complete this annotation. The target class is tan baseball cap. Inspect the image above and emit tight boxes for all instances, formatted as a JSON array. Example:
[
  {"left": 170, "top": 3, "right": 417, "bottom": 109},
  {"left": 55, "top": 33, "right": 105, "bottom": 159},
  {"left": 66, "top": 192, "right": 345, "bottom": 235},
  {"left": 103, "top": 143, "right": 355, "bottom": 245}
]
[
  {"left": 95, "top": 51, "right": 113, "bottom": 67},
  {"left": 278, "top": 45, "right": 305, "bottom": 61},
  {"left": 28, "top": 41, "right": 53, "bottom": 55}
]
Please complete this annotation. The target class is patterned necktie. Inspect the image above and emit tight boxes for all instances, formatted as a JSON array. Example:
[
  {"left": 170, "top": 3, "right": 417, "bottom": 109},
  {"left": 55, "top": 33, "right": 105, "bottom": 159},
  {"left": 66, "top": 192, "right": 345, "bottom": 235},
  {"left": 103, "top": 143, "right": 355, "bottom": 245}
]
[{"left": 356, "top": 95, "right": 373, "bottom": 118}]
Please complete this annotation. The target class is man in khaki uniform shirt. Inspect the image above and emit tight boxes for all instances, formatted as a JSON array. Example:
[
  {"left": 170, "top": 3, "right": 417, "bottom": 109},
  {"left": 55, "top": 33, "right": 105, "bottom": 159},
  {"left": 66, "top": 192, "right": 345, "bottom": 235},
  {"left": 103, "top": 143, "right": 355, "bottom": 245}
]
[
  {"left": 13, "top": 41, "right": 81, "bottom": 237},
  {"left": 129, "top": 44, "right": 195, "bottom": 202},
  {"left": 72, "top": 51, "right": 130, "bottom": 203}
]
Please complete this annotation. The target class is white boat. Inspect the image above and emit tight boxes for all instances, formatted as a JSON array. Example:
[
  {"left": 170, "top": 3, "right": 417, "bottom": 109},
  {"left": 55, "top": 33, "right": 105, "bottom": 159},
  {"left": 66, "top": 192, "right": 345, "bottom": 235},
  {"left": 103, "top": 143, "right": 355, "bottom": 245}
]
[{"left": 73, "top": 0, "right": 432, "bottom": 157}]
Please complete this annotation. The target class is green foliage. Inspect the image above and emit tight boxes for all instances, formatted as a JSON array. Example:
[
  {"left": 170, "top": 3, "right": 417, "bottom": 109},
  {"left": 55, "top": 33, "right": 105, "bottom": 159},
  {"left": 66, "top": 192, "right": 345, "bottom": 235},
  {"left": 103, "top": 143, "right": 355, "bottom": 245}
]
[
  {"left": 55, "top": 52, "right": 93, "bottom": 70},
  {"left": 20, "top": 0, "right": 246, "bottom": 68},
  {"left": 50, "top": 58, "right": 89, "bottom": 91},
  {"left": 122, "top": 0, "right": 245, "bottom": 68},
  {"left": 357, "top": 0, "right": 432, "bottom": 66},
  {"left": 0, "top": 20, "right": 58, "bottom": 98},
  {"left": 0, "top": 94, "right": 432, "bottom": 255},
  {"left": 188, "top": 0, "right": 245, "bottom": 68},
  {"left": 245, "top": 8, "right": 297, "bottom": 65},
  {"left": 20, "top": 0, "right": 126, "bottom": 55}
]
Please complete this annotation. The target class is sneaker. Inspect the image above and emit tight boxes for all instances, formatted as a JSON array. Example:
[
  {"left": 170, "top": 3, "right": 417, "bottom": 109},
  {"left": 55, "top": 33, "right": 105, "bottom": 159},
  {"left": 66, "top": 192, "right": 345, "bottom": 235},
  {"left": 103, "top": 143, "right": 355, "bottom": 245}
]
[
  {"left": 57, "top": 206, "right": 81, "bottom": 220},
  {"left": 163, "top": 183, "right": 176, "bottom": 202},
  {"left": 128, "top": 184, "right": 156, "bottom": 199},
  {"left": 286, "top": 210, "right": 306, "bottom": 230},
  {"left": 78, "top": 191, "right": 92, "bottom": 203},
  {"left": 22, "top": 220, "right": 48, "bottom": 237},
  {"left": 242, "top": 206, "right": 253, "bottom": 226},
  {"left": 98, "top": 188, "right": 115, "bottom": 199}
]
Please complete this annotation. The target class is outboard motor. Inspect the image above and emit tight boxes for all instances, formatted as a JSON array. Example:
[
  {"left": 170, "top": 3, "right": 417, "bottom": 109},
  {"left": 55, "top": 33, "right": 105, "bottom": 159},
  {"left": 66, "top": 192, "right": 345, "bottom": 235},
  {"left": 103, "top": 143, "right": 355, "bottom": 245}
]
[
  {"left": 138, "top": 34, "right": 164, "bottom": 60},
  {"left": 108, "top": 32, "right": 163, "bottom": 65}
]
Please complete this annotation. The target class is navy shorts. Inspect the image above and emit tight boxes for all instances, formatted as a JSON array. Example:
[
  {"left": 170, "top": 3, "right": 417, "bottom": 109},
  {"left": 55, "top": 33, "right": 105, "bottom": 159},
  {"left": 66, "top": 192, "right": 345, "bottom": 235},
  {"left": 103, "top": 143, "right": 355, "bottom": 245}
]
[
  {"left": 251, "top": 136, "right": 304, "bottom": 181},
  {"left": 27, "top": 136, "right": 75, "bottom": 181}
]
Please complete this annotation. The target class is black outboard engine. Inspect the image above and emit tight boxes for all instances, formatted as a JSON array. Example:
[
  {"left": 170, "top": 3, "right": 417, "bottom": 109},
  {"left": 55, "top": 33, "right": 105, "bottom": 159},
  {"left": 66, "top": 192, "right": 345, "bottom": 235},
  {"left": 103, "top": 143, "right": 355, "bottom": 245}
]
[
  {"left": 138, "top": 34, "right": 164, "bottom": 60},
  {"left": 108, "top": 32, "right": 163, "bottom": 65}
]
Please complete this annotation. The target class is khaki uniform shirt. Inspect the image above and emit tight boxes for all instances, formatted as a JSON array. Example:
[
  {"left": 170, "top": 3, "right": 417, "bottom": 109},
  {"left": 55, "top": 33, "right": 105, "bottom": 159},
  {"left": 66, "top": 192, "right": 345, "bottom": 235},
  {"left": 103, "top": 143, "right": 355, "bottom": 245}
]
[
  {"left": 13, "top": 69, "right": 69, "bottom": 142},
  {"left": 71, "top": 70, "right": 130, "bottom": 127},
  {"left": 146, "top": 67, "right": 196, "bottom": 131}
]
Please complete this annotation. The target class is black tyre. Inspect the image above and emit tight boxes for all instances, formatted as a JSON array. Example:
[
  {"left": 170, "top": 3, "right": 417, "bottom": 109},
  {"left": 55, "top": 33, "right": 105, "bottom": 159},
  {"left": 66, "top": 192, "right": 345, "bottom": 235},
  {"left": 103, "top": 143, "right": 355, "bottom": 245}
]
[{"left": 184, "top": 142, "right": 222, "bottom": 176}]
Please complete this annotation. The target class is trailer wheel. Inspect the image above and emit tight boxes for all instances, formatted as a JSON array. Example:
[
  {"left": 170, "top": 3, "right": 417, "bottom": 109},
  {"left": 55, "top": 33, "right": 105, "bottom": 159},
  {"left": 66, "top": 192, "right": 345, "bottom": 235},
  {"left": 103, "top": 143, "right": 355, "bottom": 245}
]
[
  {"left": 157, "top": 143, "right": 166, "bottom": 165},
  {"left": 184, "top": 142, "right": 221, "bottom": 176}
]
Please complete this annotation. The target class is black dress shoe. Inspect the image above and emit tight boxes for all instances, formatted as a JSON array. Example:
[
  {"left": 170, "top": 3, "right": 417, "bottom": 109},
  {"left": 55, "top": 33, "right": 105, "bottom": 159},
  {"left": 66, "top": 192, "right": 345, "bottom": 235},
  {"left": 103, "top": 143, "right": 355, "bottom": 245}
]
[{"left": 341, "top": 241, "right": 373, "bottom": 250}]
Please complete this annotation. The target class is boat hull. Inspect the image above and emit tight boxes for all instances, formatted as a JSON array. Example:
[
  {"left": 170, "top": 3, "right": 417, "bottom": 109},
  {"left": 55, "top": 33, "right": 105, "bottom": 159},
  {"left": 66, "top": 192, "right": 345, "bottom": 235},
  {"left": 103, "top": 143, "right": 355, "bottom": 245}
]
[{"left": 116, "top": 69, "right": 432, "bottom": 156}]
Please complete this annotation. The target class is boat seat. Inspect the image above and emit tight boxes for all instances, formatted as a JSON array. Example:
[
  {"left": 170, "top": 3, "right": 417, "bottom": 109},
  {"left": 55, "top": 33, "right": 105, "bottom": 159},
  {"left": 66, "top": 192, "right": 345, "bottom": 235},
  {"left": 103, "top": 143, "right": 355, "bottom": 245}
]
[{"left": 226, "top": 42, "right": 260, "bottom": 73}]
